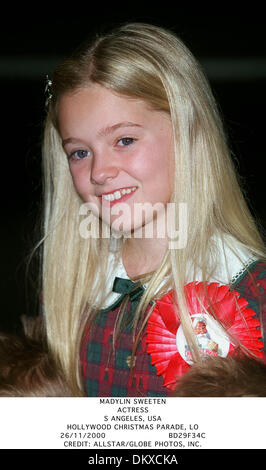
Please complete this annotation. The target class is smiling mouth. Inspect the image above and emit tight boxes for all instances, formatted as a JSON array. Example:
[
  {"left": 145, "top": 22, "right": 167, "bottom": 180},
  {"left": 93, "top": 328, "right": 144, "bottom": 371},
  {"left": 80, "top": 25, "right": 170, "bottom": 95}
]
[{"left": 100, "top": 186, "right": 137, "bottom": 202}]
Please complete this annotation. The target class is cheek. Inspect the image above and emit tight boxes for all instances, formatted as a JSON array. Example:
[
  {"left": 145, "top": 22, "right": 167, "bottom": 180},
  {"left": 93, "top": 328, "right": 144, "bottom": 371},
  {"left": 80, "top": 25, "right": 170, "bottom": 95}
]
[
  {"left": 69, "top": 165, "right": 93, "bottom": 198},
  {"left": 140, "top": 142, "right": 174, "bottom": 197},
  {"left": 132, "top": 140, "right": 171, "bottom": 177}
]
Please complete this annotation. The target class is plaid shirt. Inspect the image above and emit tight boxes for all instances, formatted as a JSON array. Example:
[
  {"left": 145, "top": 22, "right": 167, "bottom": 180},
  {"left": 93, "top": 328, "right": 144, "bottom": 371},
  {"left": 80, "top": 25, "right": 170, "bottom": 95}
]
[{"left": 80, "top": 260, "right": 266, "bottom": 397}]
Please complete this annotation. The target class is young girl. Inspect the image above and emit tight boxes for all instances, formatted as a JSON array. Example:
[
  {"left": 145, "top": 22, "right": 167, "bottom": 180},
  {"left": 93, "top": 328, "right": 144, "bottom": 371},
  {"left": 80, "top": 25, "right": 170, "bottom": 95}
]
[{"left": 42, "top": 22, "right": 265, "bottom": 397}]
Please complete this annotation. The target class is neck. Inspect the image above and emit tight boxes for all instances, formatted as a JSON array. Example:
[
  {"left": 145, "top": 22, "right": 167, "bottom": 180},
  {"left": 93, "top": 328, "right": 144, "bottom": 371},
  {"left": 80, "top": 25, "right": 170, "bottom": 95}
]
[{"left": 122, "top": 236, "right": 168, "bottom": 279}]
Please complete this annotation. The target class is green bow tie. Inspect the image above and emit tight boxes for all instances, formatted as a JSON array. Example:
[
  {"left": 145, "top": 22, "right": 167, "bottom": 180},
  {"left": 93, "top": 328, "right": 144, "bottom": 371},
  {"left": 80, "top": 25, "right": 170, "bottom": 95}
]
[
  {"left": 112, "top": 277, "right": 145, "bottom": 302},
  {"left": 99, "top": 277, "right": 146, "bottom": 316}
]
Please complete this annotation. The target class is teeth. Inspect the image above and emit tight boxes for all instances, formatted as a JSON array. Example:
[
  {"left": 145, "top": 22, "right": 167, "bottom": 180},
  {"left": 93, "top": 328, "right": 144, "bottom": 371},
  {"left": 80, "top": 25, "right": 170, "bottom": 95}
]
[
  {"left": 102, "top": 187, "right": 136, "bottom": 201},
  {"left": 114, "top": 190, "right": 121, "bottom": 200}
]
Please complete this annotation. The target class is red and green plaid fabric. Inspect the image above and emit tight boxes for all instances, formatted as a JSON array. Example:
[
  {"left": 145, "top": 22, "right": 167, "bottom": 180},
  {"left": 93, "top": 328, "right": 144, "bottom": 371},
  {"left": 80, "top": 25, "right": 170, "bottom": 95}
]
[
  {"left": 80, "top": 299, "right": 167, "bottom": 397},
  {"left": 80, "top": 260, "right": 266, "bottom": 396}
]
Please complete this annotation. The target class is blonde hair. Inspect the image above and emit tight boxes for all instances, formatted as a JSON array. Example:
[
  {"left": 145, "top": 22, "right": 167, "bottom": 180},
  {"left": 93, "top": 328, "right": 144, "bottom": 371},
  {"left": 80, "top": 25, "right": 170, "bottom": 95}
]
[{"left": 41, "top": 23, "right": 265, "bottom": 395}]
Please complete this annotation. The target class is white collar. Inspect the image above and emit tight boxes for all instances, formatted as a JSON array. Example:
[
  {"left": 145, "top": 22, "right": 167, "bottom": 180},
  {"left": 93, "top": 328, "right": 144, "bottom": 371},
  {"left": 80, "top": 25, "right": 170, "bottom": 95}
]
[{"left": 100, "top": 234, "right": 257, "bottom": 309}]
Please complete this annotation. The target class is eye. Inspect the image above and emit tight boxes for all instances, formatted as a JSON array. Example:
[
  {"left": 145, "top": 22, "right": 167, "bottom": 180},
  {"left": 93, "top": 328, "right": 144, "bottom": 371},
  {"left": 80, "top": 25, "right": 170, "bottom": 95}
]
[
  {"left": 117, "top": 137, "right": 135, "bottom": 147},
  {"left": 68, "top": 149, "right": 91, "bottom": 160}
]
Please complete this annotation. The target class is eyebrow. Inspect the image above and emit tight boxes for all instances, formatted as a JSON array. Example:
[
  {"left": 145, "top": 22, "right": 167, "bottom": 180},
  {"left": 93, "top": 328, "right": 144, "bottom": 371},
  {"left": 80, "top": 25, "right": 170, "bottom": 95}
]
[
  {"left": 97, "top": 121, "right": 143, "bottom": 137},
  {"left": 62, "top": 121, "right": 143, "bottom": 147}
]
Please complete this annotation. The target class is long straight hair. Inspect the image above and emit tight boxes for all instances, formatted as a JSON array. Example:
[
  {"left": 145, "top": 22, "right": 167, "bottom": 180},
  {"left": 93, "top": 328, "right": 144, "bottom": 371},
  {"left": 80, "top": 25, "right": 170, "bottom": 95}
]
[{"left": 41, "top": 23, "right": 265, "bottom": 395}]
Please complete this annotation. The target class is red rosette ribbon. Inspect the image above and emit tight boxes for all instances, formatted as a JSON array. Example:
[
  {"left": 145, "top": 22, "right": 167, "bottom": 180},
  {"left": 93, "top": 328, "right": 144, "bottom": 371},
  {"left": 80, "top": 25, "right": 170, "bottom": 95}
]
[{"left": 146, "top": 282, "right": 264, "bottom": 390}]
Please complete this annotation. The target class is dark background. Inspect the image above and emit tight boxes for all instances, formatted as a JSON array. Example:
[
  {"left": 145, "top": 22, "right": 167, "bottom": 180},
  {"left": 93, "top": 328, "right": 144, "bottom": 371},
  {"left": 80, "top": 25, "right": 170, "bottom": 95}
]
[{"left": 1, "top": 10, "right": 265, "bottom": 332}]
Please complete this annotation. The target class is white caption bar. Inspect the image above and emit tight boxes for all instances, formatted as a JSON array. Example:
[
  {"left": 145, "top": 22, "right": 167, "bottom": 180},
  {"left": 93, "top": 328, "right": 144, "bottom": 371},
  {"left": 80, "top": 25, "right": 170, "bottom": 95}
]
[{"left": 0, "top": 397, "right": 265, "bottom": 449}]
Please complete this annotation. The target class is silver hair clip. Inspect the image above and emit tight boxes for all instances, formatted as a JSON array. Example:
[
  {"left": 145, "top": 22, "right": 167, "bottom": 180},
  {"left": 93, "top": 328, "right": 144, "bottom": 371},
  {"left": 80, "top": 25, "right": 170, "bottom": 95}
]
[{"left": 45, "top": 75, "right": 53, "bottom": 108}]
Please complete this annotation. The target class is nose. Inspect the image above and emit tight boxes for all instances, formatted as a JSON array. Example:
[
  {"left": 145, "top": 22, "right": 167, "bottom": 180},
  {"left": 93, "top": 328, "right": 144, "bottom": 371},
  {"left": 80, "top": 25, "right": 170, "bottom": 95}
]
[{"left": 90, "top": 151, "right": 119, "bottom": 185}]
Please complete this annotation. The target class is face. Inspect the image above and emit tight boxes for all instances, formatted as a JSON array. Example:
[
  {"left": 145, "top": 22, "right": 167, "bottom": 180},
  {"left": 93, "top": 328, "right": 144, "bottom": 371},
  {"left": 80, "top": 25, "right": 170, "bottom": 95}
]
[
  {"left": 57, "top": 84, "right": 174, "bottom": 235},
  {"left": 194, "top": 322, "right": 207, "bottom": 335}
]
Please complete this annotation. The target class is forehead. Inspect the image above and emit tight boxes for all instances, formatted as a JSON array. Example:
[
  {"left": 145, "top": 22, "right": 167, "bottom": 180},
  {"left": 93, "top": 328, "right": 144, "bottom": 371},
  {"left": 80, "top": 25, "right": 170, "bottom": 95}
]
[
  {"left": 57, "top": 84, "right": 171, "bottom": 138},
  {"left": 58, "top": 85, "right": 147, "bottom": 123}
]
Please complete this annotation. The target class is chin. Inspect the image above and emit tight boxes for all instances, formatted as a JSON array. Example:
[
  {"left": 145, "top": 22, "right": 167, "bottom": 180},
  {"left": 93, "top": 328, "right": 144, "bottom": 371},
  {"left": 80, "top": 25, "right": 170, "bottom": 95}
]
[{"left": 110, "top": 222, "right": 135, "bottom": 237}]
